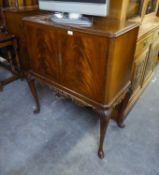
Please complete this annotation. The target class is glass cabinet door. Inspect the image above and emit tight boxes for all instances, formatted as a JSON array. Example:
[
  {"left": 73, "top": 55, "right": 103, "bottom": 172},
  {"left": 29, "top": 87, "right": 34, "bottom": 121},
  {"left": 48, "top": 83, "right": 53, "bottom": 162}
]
[
  {"left": 127, "top": 0, "right": 144, "bottom": 19},
  {"left": 145, "top": 0, "right": 157, "bottom": 14}
]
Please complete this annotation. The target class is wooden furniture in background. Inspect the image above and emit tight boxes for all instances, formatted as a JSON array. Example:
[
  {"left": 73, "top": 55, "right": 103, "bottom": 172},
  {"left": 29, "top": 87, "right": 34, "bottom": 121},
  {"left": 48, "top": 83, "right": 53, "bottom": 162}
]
[
  {"left": 0, "top": 10, "right": 2, "bottom": 27},
  {"left": 3, "top": 7, "right": 45, "bottom": 72},
  {"left": 0, "top": 32, "right": 20, "bottom": 90},
  {"left": 23, "top": 15, "right": 139, "bottom": 159},
  {"left": 125, "top": 0, "right": 159, "bottom": 114},
  {"left": 108, "top": 0, "right": 130, "bottom": 23},
  {"left": 109, "top": 0, "right": 159, "bottom": 115},
  {"left": 0, "top": 0, "right": 40, "bottom": 72}
]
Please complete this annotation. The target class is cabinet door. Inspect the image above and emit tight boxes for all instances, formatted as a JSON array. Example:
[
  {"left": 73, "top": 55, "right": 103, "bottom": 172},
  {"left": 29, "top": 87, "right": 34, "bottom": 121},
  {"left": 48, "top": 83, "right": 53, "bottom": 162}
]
[
  {"left": 24, "top": 23, "right": 60, "bottom": 82},
  {"left": 145, "top": 0, "right": 157, "bottom": 14},
  {"left": 144, "top": 41, "right": 159, "bottom": 81},
  {"left": 132, "top": 49, "right": 149, "bottom": 93},
  {"left": 59, "top": 29, "right": 109, "bottom": 103},
  {"left": 150, "top": 41, "right": 159, "bottom": 69}
]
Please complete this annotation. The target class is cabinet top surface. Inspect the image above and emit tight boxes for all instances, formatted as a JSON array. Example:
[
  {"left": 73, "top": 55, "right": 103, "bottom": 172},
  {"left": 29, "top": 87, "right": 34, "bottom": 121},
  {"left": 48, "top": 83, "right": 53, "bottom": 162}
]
[
  {"left": 138, "top": 16, "right": 159, "bottom": 38},
  {"left": 23, "top": 14, "right": 139, "bottom": 38}
]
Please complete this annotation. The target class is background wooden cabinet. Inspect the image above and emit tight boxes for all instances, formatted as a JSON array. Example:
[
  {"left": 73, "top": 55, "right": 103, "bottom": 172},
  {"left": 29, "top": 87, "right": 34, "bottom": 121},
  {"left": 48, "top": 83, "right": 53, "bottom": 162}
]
[
  {"left": 132, "top": 48, "right": 149, "bottom": 92},
  {"left": 145, "top": 0, "right": 158, "bottom": 14},
  {"left": 127, "top": 0, "right": 144, "bottom": 19},
  {"left": 125, "top": 27, "right": 159, "bottom": 114},
  {"left": 123, "top": 0, "right": 159, "bottom": 115},
  {"left": 150, "top": 41, "right": 159, "bottom": 68},
  {"left": 3, "top": 8, "right": 45, "bottom": 71}
]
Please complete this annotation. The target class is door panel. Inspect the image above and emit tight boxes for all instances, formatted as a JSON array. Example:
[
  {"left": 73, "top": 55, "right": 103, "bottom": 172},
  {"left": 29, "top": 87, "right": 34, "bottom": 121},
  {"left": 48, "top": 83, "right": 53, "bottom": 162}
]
[
  {"left": 59, "top": 29, "right": 109, "bottom": 103},
  {"left": 25, "top": 23, "right": 60, "bottom": 82},
  {"left": 132, "top": 49, "right": 149, "bottom": 92}
]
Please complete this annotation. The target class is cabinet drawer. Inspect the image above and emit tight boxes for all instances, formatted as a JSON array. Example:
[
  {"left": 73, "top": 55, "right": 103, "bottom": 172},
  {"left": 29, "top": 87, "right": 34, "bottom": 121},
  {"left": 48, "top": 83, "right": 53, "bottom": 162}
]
[
  {"left": 135, "top": 34, "right": 152, "bottom": 56},
  {"left": 153, "top": 28, "right": 159, "bottom": 42}
]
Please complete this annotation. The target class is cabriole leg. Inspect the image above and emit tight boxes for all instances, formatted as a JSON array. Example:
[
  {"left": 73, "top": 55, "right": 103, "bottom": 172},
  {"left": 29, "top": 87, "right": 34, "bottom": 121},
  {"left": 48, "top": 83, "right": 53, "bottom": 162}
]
[
  {"left": 98, "top": 109, "right": 112, "bottom": 159},
  {"left": 116, "top": 87, "right": 132, "bottom": 128},
  {"left": 0, "top": 83, "right": 3, "bottom": 91},
  {"left": 26, "top": 74, "right": 40, "bottom": 114}
]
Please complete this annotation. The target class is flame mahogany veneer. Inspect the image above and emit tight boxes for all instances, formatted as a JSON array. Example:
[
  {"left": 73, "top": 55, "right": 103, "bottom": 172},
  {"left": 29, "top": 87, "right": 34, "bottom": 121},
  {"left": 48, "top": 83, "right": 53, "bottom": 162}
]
[{"left": 23, "top": 15, "right": 139, "bottom": 159}]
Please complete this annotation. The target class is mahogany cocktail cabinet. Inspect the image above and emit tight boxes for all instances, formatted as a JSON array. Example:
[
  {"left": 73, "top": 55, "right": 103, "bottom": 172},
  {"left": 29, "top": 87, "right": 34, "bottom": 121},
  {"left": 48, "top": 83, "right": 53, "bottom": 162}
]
[{"left": 23, "top": 15, "right": 139, "bottom": 159}]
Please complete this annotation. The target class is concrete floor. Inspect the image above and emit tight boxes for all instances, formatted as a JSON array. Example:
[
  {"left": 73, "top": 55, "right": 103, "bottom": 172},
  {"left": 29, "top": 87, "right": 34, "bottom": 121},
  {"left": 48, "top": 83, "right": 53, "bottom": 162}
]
[{"left": 0, "top": 67, "right": 159, "bottom": 175}]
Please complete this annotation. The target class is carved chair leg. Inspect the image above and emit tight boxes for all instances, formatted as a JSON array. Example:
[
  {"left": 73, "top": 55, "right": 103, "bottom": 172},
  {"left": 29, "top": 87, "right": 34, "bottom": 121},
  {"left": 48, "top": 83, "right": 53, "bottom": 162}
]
[
  {"left": 0, "top": 82, "right": 3, "bottom": 91},
  {"left": 13, "top": 40, "right": 21, "bottom": 74},
  {"left": 7, "top": 50, "right": 16, "bottom": 73},
  {"left": 98, "top": 109, "right": 112, "bottom": 159},
  {"left": 115, "top": 87, "right": 132, "bottom": 128},
  {"left": 26, "top": 75, "right": 40, "bottom": 114}
]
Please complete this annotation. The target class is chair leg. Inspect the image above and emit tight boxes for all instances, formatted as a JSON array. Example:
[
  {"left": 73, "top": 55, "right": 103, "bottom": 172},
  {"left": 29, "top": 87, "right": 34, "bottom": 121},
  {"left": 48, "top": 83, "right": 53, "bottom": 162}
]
[
  {"left": 0, "top": 82, "right": 3, "bottom": 91},
  {"left": 0, "top": 75, "right": 18, "bottom": 91},
  {"left": 7, "top": 50, "right": 16, "bottom": 73},
  {"left": 26, "top": 74, "right": 40, "bottom": 114},
  {"left": 13, "top": 39, "right": 21, "bottom": 74}
]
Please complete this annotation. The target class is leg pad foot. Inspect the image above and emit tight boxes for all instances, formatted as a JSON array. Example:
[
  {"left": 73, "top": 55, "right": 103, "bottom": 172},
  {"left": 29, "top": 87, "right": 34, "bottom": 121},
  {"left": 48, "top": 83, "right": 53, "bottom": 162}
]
[
  {"left": 117, "top": 122, "right": 125, "bottom": 128},
  {"left": 33, "top": 107, "right": 40, "bottom": 114},
  {"left": 98, "top": 149, "right": 105, "bottom": 159}
]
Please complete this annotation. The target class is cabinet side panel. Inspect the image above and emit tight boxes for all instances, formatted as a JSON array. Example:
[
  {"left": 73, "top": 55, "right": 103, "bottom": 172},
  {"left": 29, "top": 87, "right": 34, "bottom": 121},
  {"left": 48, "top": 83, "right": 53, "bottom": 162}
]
[{"left": 105, "top": 27, "right": 139, "bottom": 104}]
